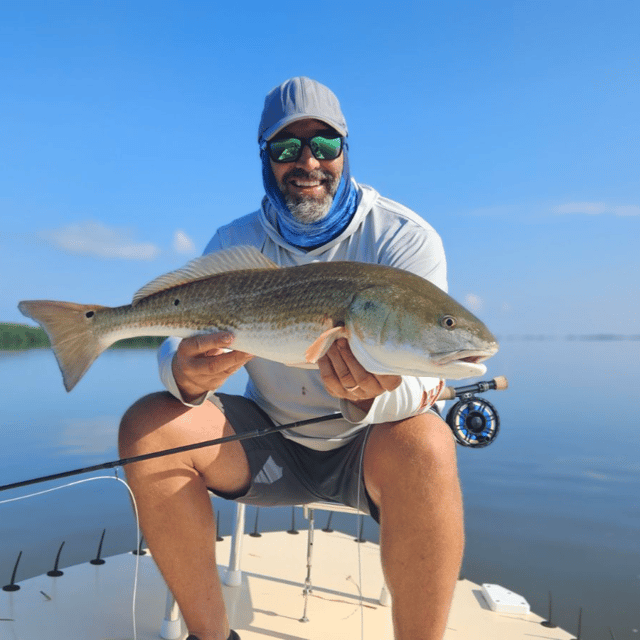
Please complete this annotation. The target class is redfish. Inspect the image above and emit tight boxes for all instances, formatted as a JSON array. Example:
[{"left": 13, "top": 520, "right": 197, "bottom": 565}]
[{"left": 18, "top": 246, "right": 498, "bottom": 391}]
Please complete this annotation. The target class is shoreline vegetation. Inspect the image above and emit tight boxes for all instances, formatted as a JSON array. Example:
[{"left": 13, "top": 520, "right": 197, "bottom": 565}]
[
  {"left": 1, "top": 322, "right": 639, "bottom": 352},
  {"left": 0, "top": 322, "right": 164, "bottom": 351}
]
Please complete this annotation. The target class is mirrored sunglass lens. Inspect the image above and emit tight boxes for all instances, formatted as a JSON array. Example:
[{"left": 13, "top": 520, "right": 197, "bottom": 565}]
[
  {"left": 270, "top": 139, "right": 300, "bottom": 161},
  {"left": 269, "top": 138, "right": 301, "bottom": 162},
  {"left": 310, "top": 136, "right": 342, "bottom": 160}
]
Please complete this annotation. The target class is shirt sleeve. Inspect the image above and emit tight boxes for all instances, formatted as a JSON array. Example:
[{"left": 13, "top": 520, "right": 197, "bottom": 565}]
[{"left": 339, "top": 378, "right": 445, "bottom": 425}]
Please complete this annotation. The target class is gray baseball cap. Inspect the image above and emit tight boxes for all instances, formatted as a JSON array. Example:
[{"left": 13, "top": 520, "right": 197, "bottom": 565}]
[{"left": 258, "top": 77, "right": 348, "bottom": 143}]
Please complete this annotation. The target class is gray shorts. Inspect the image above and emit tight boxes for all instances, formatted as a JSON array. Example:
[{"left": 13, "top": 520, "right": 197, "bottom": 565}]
[{"left": 208, "top": 393, "right": 379, "bottom": 522}]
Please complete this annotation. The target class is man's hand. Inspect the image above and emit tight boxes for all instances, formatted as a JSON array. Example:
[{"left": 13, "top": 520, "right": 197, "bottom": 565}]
[
  {"left": 172, "top": 332, "right": 254, "bottom": 403},
  {"left": 317, "top": 338, "right": 402, "bottom": 412}
]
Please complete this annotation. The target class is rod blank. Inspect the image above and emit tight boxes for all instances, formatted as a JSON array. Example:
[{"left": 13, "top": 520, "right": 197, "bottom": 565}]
[{"left": 0, "top": 413, "right": 342, "bottom": 494}]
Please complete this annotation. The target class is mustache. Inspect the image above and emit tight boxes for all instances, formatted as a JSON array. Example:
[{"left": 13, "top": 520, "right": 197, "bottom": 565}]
[{"left": 282, "top": 167, "right": 336, "bottom": 183}]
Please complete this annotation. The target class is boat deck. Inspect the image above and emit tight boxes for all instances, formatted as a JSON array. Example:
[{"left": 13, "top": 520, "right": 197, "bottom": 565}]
[{"left": 1, "top": 527, "right": 574, "bottom": 640}]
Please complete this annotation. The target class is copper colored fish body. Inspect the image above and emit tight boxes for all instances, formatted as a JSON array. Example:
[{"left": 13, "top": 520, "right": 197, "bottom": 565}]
[{"left": 18, "top": 246, "right": 498, "bottom": 391}]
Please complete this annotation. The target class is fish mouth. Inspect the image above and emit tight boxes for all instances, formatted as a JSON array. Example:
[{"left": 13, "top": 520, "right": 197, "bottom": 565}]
[
  {"left": 432, "top": 348, "right": 497, "bottom": 367},
  {"left": 430, "top": 348, "right": 498, "bottom": 378},
  {"left": 431, "top": 348, "right": 497, "bottom": 380}
]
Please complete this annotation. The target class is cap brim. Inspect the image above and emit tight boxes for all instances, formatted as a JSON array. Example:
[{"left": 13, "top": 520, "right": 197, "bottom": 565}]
[{"left": 262, "top": 115, "right": 348, "bottom": 141}]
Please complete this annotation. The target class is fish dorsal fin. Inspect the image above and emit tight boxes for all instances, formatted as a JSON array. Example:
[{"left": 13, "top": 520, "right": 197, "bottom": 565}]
[{"left": 132, "top": 245, "right": 279, "bottom": 305}]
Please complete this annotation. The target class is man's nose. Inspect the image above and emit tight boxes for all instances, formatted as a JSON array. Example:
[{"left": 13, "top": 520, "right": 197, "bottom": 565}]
[{"left": 295, "top": 144, "right": 321, "bottom": 170}]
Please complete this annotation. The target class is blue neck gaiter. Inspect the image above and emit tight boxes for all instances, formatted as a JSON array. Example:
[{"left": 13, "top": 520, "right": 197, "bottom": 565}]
[{"left": 261, "top": 145, "right": 359, "bottom": 249}]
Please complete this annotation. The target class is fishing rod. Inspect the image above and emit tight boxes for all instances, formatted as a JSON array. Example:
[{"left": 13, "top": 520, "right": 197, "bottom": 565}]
[
  {"left": 0, "top": 376, "right": 508, "bottom": 494},
  {"left": 0, "top": 413, "right": 342, "bottom": 494}
]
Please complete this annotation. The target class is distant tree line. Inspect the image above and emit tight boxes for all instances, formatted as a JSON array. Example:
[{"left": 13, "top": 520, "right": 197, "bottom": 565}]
[
  {"left": 0, "top": 323, "right": 164, "bottom": 351},
  {"left": 0, "top": 323, "right": 48, "bottom": 349}
]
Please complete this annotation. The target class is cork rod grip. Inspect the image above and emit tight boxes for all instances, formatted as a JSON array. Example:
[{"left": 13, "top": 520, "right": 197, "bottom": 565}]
[
  {"left": 437, "top": 375, "right": 508, "bottom": 401},
  {"left": 493, "top": 375, "right": 509, "bottom": 390}
]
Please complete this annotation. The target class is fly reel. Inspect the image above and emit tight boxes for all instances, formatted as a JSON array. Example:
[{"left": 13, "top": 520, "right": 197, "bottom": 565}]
[
  {"left": 440, "top": 376, "right": 507, "bottom": 448},
  {"left": 446, "top": 397, "right": 499, "bottom": 447}
]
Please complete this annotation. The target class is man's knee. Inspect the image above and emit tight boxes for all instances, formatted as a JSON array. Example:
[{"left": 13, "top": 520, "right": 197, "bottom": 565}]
[
  {"left": 369, "top": 412, "right": 456, "bottom": 465},
  {"left": 118, "top": 391, "right": 186, "bottom": 455},
  {"left": 364, "top": 412, "right": 458, "bottom": 503}
]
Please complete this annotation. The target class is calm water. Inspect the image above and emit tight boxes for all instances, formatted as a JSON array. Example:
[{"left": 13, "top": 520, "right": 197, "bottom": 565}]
[{"left": 0, "top": 340, "right": 638, "bottom": 639}]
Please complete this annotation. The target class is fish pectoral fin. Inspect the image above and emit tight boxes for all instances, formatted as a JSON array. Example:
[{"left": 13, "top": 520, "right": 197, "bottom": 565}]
[{"left": 304, "top": 325, "right": 349, "bottom": 364}]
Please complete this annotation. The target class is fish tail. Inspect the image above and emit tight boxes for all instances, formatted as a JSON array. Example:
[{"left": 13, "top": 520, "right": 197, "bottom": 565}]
[{"left": 18, "top": 300, "right": 110, "bottom": 391}]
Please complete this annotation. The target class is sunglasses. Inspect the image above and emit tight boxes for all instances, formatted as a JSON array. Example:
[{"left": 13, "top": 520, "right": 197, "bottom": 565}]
[{"left": 267, "top": 135, "right": 344, "bottom": 163}]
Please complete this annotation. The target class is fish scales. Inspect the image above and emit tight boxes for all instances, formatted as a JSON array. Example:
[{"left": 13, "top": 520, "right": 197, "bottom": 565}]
[{"left": 126, "top": 263, "right": 360, "bottom": 333}]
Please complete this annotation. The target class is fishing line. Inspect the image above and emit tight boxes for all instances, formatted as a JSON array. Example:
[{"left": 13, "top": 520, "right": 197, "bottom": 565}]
[
  {"left": 0, "top": 412, "right": 344, "bottom": 640},
  {"left": 0, "top": 413, "right": 342, "bottom": 638},
  {"left": 354, "top": 423, "right": 372, "bottom": 640},
  {"left": 0, "top": 474, "right": 142, "bottom": 640}
]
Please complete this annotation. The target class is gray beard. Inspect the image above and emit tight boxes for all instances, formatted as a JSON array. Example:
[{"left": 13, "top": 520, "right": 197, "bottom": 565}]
[
  {"left": 280, "top": 168, "right": 340, "bottom": 224},
  {"left": 284, "top": 193, "right": 334, "bottom": 224}
]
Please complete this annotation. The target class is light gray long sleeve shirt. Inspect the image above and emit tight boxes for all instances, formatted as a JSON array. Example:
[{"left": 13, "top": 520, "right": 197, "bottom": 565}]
[{"left": 158, "top": 182, "right": 447, "bottom": 451}]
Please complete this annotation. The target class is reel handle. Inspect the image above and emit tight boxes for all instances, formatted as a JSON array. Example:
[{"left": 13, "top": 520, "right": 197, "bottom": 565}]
[{"left": 437, "top": 375, "right": 508, "bottom": 401}]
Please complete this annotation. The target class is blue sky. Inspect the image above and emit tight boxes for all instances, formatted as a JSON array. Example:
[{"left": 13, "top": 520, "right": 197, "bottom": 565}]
[{"left": 2, "top": 0, "right": 638, "bottom": 336}]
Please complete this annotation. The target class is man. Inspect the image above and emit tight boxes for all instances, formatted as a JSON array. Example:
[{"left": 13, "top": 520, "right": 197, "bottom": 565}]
[{"left": 119, "top": 77, "right": 464, "bottom": 640}]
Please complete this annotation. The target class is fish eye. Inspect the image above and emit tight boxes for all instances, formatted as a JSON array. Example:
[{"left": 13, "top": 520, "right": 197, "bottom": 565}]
[{"left": 441, "top": 315, "right": 457, "bottom": 330}]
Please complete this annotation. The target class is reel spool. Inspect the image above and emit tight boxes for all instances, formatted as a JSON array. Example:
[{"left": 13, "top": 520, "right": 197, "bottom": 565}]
[{"left": 446, "top": 397, "right": 500, "bottom": 448}]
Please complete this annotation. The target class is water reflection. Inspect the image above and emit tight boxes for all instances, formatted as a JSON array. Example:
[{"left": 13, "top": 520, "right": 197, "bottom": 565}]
[{"left": 59, "top": 415, "right": 121, "bottom": 455}]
